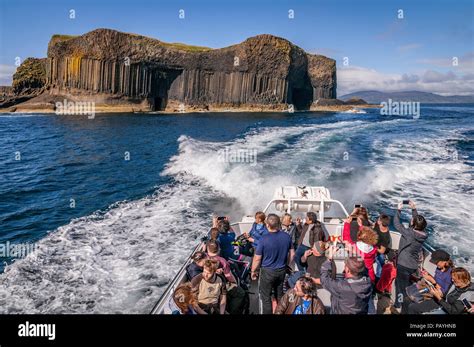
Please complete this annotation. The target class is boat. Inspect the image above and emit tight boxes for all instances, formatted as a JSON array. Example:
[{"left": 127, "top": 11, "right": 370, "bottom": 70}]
[{"left": 150, "top": 186, "right": 439, "bottom": 314}]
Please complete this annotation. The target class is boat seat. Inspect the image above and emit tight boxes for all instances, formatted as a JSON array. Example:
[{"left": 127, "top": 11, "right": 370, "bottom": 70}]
[{"left": 317, "top": 288, "right": 332, "bottom": 309}]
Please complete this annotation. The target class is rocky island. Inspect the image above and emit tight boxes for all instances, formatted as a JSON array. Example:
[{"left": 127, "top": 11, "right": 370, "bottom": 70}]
[{"left": 0, "top": 29, "right": 372, "bottom": 113}]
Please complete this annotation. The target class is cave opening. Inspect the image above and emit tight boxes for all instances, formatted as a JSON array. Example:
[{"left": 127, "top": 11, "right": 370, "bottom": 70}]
[
  {"left": 152, "top": 96, "right": 166, "bottom": 111},
  {"left": 291, "top": 86, "right": 313, "bottom": 110}
]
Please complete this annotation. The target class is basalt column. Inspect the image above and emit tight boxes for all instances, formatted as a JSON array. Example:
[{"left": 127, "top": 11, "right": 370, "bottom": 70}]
[{"left": 47, "top": 57, "right": 181, "bottom": 110}]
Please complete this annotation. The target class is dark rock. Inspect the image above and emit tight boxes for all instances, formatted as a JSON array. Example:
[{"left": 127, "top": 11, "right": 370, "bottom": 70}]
[
  {"left": 12, "top": 58, "right": 47, "bottom": 94},
  {"left": 314, "top": 98, "right": 345, "bottom": 106},
  {"left": 4, "top": 29, "right": 337, "bottom": 111}
]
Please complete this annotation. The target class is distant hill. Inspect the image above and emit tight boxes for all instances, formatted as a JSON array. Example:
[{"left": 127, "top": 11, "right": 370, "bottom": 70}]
[{"left": 339, "top": 91, "right": 474, "bottom": 104}]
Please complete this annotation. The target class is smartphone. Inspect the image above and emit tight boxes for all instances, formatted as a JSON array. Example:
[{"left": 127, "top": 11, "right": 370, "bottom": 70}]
[
  {"left": 351, "top": 217, "right": 358, "bottom": 222},
  {"left": 354, "top": 204, "right": 361, "bottom": 208},
  {"left": 462, "top": 298, "right": 472, "bottom": 310},
  {"left": 423, "top": 279, "right": 435, "bottom": 290},
  {"left": 403, "top": 200, "right": 410, "bottom": 205}
]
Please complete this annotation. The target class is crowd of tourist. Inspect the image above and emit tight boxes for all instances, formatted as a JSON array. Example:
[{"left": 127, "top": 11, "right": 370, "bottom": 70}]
[{"left": 167, "top": 201, "right": 473, "bottom": 315}]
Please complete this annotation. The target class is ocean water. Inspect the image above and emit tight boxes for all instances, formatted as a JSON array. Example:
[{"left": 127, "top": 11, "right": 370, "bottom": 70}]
[{"left": 0, "top": 105, "right": 472, "bottom": 313}]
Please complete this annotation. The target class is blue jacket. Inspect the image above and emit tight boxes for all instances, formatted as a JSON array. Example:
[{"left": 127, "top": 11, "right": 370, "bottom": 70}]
[
  {"left": 249, "top": 222, "right": 268, "bottom": 248},
  {"left": 217, "top": 231, "right": 236, "bottom": 259}
]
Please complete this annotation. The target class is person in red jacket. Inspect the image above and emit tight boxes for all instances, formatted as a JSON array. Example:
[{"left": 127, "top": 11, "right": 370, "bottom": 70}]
[
  {"left": 342, "top": 207, "right": 373, "bottom": 245},
  {"left": 343, "top": 209, "right": 360, "bottom": 244},
  {"left": 355, "top": 226, "right": 379, "bottom": 284}
]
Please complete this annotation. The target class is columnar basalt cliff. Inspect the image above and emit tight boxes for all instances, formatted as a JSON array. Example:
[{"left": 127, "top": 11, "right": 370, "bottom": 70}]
[{"left": 6, "top": 29, "right": 337, "bottom": 112}]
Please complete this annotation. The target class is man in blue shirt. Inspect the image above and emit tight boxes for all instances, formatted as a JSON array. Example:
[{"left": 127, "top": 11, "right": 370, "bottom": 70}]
[{"left": 251, "top": 214, "right": 294, "bottom": 314}]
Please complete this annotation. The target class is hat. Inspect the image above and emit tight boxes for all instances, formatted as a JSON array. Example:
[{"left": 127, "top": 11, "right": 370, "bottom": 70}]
[{"left": 429, "top": 250, "right": 450, "bottom": 264}]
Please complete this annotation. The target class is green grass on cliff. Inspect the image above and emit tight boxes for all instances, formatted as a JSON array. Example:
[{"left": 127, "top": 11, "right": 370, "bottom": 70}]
[
  {"left": 50, "top": 34, "right": 78, "bottom": 44},
  {"left": 161, "top": 42, "right": 212, "bottom": 52}
]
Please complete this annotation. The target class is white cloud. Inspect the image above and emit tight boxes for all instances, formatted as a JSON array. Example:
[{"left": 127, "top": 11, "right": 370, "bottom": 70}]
[
  {"left": 417, "top": 52, "right": 474, "bottom": 74},
  {"left": 337, "top": 65, "right": 474, "bottom": 96}
]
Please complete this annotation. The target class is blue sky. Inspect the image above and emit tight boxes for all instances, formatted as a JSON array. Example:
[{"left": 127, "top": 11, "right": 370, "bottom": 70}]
[{"left": 0, "top": 0, "right": 473, "bottom": 95}]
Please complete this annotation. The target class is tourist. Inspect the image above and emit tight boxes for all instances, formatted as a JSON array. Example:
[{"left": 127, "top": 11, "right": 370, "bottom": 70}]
[
  {"left": 356, "top": 226, "right": 379, "bottom": 284},
  {"left": 287, "top": 241, "right": 329, "bottom": 289},
  {"left": 374, "top": 214, "right": 392, "bottom": 279},
  {"left": 294, "top": 211, "right": 326, "bottom": 271},
  {"left": 251, "top": 214, "right": 294, "bottom": 314},
  {"left": 402, "top": 250, "right": 455, "bottom": 314},
  {"left": 275, "top": 277, "right": 325, "bottom": 315},
  {"left": 191, "top": 259, "right": 227, "bottom": 314},
  {"left": 166, "top": 282, "right": 206, "bottom": 315},
  {"left": 407, "top": 267, "right": 473, "bottom": 314},
  {"left": 320, "top": 248, "right": 372, "bottom": 314},
  {"left": 244, "top": 211, "right": 268, "bottom": 254},
  {"left": 342, "top": 208, "right": 363, "bottom": 244},
  {"left": 393, "top": 200, "right": 428, "bottom": 310},
  {"left": 206, "top": 240, "right": 248, "bottom": 314},
  {"left": 213, "top": 218, "right": 236, "bottom": 260},
  {"left": 281, "top": 213, "right": 300, "bottom": 250},
  {"left": 422, "top": 250, "right": 454, "bottom": 295},
  {"left": 206, "top": 240, "right": 237, "bottom": 284},
  {"left": 375, "top": 251, "right": 397, "bottom": 314},
  {"left": 185, "top": 251, "right": 207, "bottom": 281}
]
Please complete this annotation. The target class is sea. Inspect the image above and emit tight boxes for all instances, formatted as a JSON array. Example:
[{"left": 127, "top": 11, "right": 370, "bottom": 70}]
[{"left": 0, "top": 104, "right": 472, "bottom": 313}]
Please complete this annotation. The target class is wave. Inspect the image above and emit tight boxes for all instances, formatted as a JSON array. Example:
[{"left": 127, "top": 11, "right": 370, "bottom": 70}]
[{"left": 0, "top": 181, "right": 215, "bottom": 313}]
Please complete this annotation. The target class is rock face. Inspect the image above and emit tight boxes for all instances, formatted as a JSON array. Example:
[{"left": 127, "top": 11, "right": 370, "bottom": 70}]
[
  {"left": 14, "top": 29, "right": 337, "bottom": 111},
  {"left": 13, "top": 58, "right": 47, "bottom": 94},
  {"left": 0, "top": 58, "right": 48, "bottom": 109}
]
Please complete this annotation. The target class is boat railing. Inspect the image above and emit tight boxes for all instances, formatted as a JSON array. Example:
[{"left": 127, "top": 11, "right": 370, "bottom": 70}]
[{"left": 149, "top": 239, "right": 204, "bottom": 314}]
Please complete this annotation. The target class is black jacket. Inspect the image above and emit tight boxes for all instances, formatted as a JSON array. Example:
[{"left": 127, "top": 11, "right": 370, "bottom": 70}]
[
  {"left": 296, "top": 222, "right": 327, "bottom": 247},
  {"left": 320, "top": 260, "right": 373, "bottom": 314},
  {"left": 437, "top": 283, "right": 474, "bottom": 314},
  {"left": 282, "top": 223, "right": 300, "bottom": 247}
]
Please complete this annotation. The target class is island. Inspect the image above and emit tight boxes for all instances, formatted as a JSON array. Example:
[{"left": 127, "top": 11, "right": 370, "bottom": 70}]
[{"left": 0, "top": 29, "right": 374, "bottom": 113}]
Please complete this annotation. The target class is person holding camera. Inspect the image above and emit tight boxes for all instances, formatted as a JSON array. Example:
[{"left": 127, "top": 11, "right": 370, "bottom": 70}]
[
  {"left": 287, "top": 240, "right": 330, "bottom": 289},
  {"left": 320, "top": 246, "right": 373, "bottom": 314},
  {"left": 393, "top": 200, "right": 428, "bottom": 311}
]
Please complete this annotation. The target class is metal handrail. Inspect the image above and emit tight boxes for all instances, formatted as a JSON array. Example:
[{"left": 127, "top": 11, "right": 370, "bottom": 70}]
[{"left": 149, "top": 240, "right": 203, "bottom": 314}]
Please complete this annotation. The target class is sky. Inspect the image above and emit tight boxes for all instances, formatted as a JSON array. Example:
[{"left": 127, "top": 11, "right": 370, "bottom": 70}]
[{"left": 0, "top": 0, "right": 473, "bottom": 96}]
